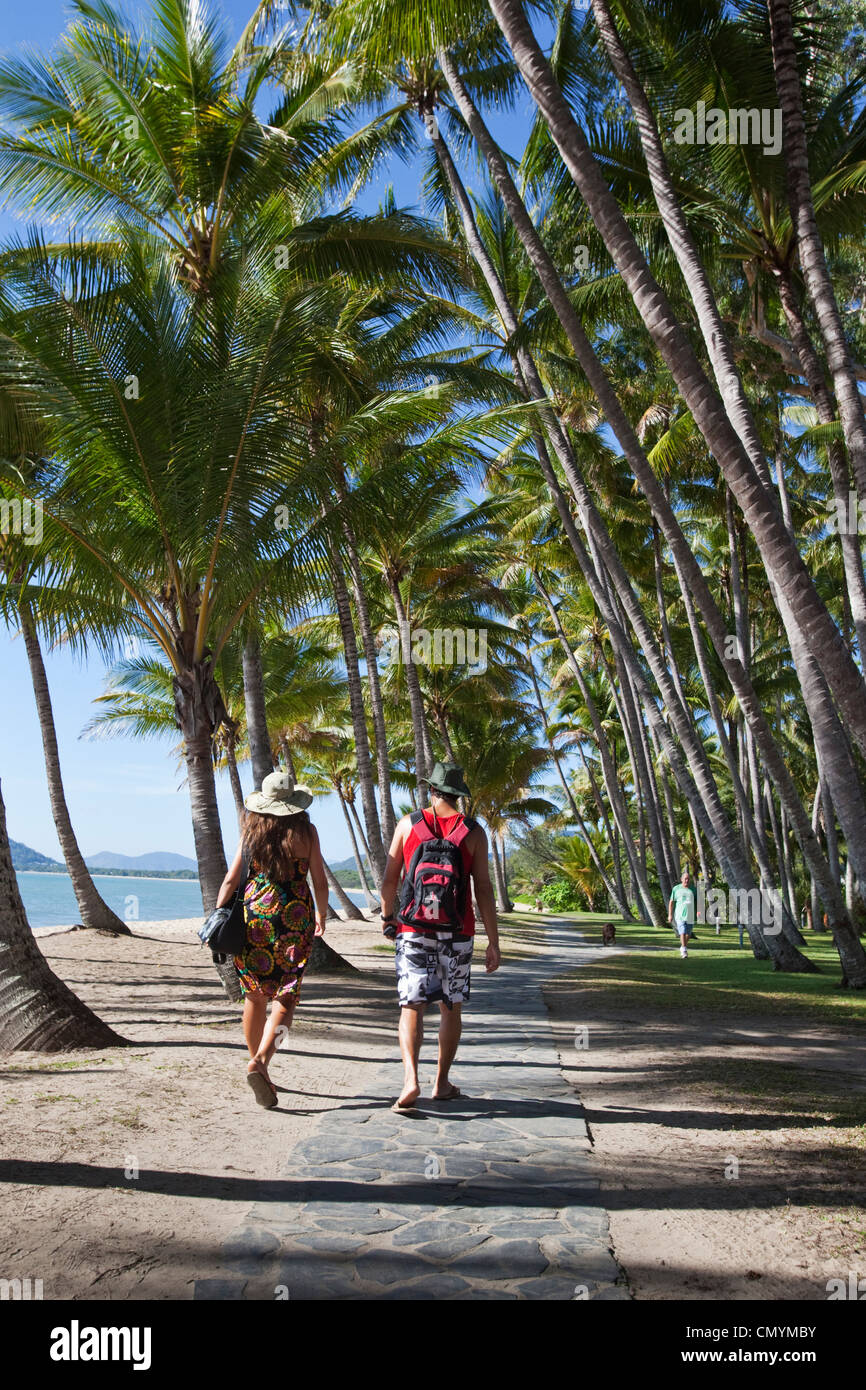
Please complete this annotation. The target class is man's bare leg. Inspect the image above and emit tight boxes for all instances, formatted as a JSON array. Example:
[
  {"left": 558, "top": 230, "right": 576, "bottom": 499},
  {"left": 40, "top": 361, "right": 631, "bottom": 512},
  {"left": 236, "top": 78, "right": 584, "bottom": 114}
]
[
  {"left": 432, "top": 1001, "right": 462, "bottom": 1098},
  {"left": 397, "top": 1002, "right": 425, "bottom": 1108}
]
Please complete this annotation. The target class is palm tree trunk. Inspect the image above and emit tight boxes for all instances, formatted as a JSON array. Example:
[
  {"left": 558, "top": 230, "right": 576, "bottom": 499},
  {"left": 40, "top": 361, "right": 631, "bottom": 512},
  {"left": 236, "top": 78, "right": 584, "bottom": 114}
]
[
  {"left": 768, "top": 0, "right": 866, "bottom": 505},
  {"left": 19, "top": 607, "right": 130, "bottom": 936},
  {"left": 774, "top": 267, "right": 866, "bottom": 659},
  {"left": 619, "top": 653, "right": 673, "bottom": 901},
  {"left": 490, "top": 834, "right": 511, "bottom": 913},
  {"left": 499, "top": 832, "right": 514, "bottom": 910},
  {"left": 225, "top": 737, "right": 245, "bottom": 823},
  {"left": 0, "top": 780, "right": 125, "bottom": 1050},
  {"left": 686, "top": 802, "right": 710, "bottom": 883},
  {"left": 777, "top": 793, "right": 798, "bottom": 921},
  {"left": 337, "top": 787, "right": 377, "bottom": 907},
  {"left": 764, "top": 777, "right": 799, "bottom": 933},
  {"left": 337, "top": 479, "right": 397, "bottom": 845},
  {"left": 242, "top": 633, "right": 273, "bottom": 793},
  {"left": 526, "top": 653, "right": 631, "bottom": 916},
  {"left": 536, "top": 574, "right": 661, "bottom": 926},
  {"left": 323, "top": 858, "right": 367, "bottom": 919},
  {"left": 482, "top": 0, "right": 866, "bottom": 761},
  {"left": 171, "top": 656, "right": 242, "bottom": 999},
  {"left": 172, "top": 663, "right": 228, "bottom": 911},
  {"left": 347, "top": 796, "right": 373, "bottom": 865},
  {"left": 429, "top": 82, "right": 810, "bottom": 966},
  {"left": 279, "top": 736, "right": 297, "bottom": 780},
  {"left": 432, "top": 706, "right": 458, "bottom": 763},
  {"left": 584, "top": 745, "right": 632, "bottom": 913},
  {"left": 387, "top": 575, "right": 432, "bottom": 801},
  {"left": 327, "top": 537, "right": 386, "bottom": 883},
  {"left": 650, "top": 723, "right": 682, "bottom": 885},
  {"left": 725, "top": 494, "right": 768, "bottom": 862},
  {"left": 439, "top": 36, "right": 863, "bottom": 943}
]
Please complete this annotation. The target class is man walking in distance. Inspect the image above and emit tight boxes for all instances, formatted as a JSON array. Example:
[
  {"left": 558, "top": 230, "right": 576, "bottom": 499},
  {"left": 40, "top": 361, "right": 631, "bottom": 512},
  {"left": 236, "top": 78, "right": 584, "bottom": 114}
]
[
  {"left": 380, "top": 761, "right": 501, "bottom": 1112},
  {"left": 668, "top": 869, "right": 697, "bottom": 958}
]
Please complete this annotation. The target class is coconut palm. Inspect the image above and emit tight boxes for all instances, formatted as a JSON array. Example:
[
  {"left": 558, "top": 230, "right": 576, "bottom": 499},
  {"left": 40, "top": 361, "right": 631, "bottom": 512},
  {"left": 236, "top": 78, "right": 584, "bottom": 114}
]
[
  {"left": 0, "top": 438, "right": 130, "bottom": 935},
  {"left": 0, "top": 230, "right": 321, "bottom": 909},
  {"left": 0, "top": 0, "right": 371, "bottom": 287},
  {"left": 0, "top": 780, "right": 124, "bottom": 1049}
]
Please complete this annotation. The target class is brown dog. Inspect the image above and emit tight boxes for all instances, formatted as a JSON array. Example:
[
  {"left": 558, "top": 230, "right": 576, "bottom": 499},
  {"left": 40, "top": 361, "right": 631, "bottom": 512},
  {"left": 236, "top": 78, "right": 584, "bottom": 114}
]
[{"left": 601, "top": 922, "right": 616, "bottom": 946}]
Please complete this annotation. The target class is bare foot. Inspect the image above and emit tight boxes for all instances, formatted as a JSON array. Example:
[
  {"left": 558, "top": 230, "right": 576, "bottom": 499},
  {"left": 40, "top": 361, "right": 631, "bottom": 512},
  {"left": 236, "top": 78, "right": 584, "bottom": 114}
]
[{"left": 392, "top": 1082, "right": 420, "bottom": 1112}]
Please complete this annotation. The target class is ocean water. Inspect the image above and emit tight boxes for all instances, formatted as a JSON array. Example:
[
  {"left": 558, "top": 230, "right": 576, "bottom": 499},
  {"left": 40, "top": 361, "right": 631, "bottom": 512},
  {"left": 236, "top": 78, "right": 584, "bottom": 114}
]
[{"left": 17, "top": 870, "right": 371, "bottom": 930}]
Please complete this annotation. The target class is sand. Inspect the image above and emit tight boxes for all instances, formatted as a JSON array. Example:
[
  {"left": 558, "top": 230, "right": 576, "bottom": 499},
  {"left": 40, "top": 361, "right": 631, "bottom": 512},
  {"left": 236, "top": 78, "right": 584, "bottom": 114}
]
[
  {"left": 1, "top": 915, "right": 397, "bottom": 1300},
  {"left": 544, "top": 963, "right": 866, "bottom": 1301},
  {"left": 3, "top": 916, "right": 863, "bottom": 1301}
]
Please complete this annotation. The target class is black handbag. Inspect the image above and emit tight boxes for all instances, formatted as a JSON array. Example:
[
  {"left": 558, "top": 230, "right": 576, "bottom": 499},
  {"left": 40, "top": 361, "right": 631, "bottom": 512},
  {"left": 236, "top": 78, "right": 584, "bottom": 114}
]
[{"left": 198, "top": 850, "right": 251, "bottom": 963}]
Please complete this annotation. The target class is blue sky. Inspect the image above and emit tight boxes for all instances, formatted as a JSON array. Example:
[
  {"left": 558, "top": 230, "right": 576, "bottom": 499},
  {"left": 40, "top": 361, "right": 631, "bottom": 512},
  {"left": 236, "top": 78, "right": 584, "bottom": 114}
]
[{"left": 0, "top": 0, "right": 537, "bottom": 865}]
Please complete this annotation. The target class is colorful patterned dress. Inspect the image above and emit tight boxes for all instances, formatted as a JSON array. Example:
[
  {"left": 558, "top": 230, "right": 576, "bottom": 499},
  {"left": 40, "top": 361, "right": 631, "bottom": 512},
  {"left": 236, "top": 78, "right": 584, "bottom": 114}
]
[{"left": 233, "top": 856, "right": 315, "bottom": 1001}]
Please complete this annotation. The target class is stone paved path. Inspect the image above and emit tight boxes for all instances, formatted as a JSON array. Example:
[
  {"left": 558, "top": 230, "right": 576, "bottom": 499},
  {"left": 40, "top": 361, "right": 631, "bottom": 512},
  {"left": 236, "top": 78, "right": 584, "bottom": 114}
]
[{"left": 196, "top": 919, "right": 627, "bottom": 1300}]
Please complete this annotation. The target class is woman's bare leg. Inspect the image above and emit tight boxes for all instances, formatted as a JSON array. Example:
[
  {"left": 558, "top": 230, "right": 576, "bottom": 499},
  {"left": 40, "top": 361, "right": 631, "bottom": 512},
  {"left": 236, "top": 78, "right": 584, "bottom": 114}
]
[
  {"left": 243, "top": 990, "right": 268, "bottom": 1059},
  {"left": 253, "top": 996, "right": 298, "bottom": 1071}
]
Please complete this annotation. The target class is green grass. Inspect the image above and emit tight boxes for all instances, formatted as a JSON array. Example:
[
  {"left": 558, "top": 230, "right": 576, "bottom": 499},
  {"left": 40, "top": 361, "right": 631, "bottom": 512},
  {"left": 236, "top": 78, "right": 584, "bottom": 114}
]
[{"left": 501, "top": 909, "right": 866, "bottom": 1027}]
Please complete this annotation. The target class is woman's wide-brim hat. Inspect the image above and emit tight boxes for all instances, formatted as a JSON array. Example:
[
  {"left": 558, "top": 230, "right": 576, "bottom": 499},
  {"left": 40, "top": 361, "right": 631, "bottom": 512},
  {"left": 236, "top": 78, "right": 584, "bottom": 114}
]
[{"left": 245, "top": 771, "right": 313, "bottom": 817}]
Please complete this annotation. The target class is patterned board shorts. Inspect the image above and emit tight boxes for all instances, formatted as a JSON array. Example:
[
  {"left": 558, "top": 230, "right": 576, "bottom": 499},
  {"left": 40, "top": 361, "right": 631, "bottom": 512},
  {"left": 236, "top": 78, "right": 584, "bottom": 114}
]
[{"left": 395, "top": 931, "right": 473, "bottom": 1009}]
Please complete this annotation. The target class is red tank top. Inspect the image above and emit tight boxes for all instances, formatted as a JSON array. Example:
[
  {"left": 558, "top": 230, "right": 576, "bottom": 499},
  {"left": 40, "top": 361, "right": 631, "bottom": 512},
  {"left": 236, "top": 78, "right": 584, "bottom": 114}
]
[{"left": 401, "top": 809, "right": 476, "bottom": 937}]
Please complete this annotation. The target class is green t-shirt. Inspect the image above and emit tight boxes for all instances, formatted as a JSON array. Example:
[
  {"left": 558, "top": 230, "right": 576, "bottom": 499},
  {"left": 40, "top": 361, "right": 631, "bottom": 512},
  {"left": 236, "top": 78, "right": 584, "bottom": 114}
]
[{"left": 670, "top": 883, "right": 696, "bottom": 927}]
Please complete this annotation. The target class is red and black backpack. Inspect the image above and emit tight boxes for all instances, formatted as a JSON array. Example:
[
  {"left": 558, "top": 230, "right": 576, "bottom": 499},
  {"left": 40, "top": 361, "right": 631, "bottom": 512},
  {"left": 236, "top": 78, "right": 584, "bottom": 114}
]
[{"left": 397, "top": 810, "right": 476, "bottom": 933}]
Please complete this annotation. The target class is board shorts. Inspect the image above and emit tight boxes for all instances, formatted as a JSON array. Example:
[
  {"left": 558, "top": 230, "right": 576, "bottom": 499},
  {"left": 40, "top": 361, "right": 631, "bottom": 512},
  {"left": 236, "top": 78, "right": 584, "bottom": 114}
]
[{"left": 395, "top": 931, "right": 473, "bottom": 1009}]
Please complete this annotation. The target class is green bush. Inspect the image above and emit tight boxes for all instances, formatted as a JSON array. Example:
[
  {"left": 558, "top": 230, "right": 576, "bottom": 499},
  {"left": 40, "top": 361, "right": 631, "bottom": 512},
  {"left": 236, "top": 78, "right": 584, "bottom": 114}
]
[{"left": 540, "top": 878, "right": 584, "bottom": 912}]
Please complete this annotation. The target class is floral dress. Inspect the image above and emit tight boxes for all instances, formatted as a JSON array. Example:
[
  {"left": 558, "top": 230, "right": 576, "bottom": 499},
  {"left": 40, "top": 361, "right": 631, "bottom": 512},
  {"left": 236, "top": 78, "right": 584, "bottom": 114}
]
[{"left": 234, "top": 857, "right": 315, "bottom": 1001}]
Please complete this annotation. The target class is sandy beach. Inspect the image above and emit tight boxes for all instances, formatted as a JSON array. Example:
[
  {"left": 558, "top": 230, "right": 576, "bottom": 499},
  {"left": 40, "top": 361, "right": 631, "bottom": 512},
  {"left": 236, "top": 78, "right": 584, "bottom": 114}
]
[
  {"left": 2, "top": 913, "right": 395, "bottom": 1300},
  {"left": 4, "top": 916, "right": 864, "bottom": 1301}
]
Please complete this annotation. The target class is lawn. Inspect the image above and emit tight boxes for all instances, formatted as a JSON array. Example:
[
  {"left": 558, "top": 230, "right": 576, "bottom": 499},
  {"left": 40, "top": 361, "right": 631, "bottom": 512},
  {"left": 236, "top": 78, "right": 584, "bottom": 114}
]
[{"left": 500, "top": 909, "right": 866, "bottom": 1027}]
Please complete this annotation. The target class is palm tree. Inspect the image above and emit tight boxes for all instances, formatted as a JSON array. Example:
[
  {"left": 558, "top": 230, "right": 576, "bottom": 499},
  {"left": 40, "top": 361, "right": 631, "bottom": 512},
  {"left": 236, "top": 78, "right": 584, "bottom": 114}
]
[
  {"left": 242, "top": 633, "right": 274, "bottom": 793},
  {"left": 0, "top": 233, "right": 322, "bottom": 910},
  {"left": 767, "top": 0, "right": 866, "bottom": 505},
  {"left": 432, "top": 19, "right": 865, "bottom": 951},
  {"left": 479, "top": 0, "right": 866, "bottom": 767},
  {"left": 0, "top": 0, "right": 370, "bottom": 287},
  {"left": 448, "top": 701, "right": 554, "bottom": 911},
  {"left": 0, "top": 434, "right": 130, "bottom": 935},
  {"left": 18, "top": 606, "right": 130, "bottom": 935},
  {"left": 0, "top": 780, "right": 124, "bottom": 1050}
]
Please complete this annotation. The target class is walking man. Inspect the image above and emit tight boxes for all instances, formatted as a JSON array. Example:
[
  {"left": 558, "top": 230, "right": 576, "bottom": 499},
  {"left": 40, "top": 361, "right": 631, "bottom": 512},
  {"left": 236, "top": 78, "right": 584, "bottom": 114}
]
[
  {"left": 668, "top": 869, "right": 697, "bottom": 958},
  {"left": 380, "top": 761, "right": 501, "bottom": 1112}
]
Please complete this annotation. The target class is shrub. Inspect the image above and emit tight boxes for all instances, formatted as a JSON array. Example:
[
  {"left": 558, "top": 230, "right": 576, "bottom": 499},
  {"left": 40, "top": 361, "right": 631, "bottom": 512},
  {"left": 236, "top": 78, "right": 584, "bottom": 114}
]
[{"left": 540, "top": 878, "right": 584, "bottom": 912}]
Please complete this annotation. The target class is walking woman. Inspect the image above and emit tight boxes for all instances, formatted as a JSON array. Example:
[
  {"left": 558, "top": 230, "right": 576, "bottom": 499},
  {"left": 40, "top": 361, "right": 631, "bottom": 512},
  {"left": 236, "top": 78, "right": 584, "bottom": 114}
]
[{"left": 215, "top": 771, "right": 329, "bottom": 1108}]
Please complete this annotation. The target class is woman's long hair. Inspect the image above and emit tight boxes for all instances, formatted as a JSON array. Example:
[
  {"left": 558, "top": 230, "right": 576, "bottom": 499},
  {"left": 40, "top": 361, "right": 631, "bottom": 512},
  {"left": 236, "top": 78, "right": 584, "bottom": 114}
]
[{"left": 242, "top": 810, "right": 312, "bottom": 880}]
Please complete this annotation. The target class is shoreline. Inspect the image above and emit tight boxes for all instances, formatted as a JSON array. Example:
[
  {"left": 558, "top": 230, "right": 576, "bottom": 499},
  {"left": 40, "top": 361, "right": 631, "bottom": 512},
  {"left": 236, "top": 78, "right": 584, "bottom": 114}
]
[
  {"left": 21, "top": 875, "right": 369, "bottom": 933},
  {"left": 32, "top": 907, "right": 373, "bottom": 939},
  {"left": 18, "top": 868, "right": 366, "bottom": 890},
  {"left": 18, "top": 869, "right": 202, "bottom": 884}
]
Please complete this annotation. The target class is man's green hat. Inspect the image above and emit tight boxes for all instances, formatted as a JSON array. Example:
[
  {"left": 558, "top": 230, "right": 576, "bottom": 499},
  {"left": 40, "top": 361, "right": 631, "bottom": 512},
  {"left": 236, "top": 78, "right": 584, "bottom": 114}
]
[{"left": 424, "top": 760, "right": 471, "bottom": 799}]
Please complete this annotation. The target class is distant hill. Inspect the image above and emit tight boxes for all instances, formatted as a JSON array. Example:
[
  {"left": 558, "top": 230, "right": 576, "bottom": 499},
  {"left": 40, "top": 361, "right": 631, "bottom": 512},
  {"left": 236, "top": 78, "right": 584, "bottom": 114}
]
[
  {"left": 10, "top": 839, "right": 61, "bottom": 870},
  {"left": 86, "top": 850, "right": 199, "bottom": 872},
  {"left": 330, "top": 854, "right": 368, "bottom": 875}
]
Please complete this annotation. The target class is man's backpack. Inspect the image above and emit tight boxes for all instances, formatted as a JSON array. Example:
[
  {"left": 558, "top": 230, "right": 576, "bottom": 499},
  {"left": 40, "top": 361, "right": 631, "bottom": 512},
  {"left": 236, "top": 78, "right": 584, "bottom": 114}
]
[{"left": 397, "top": 810, "right": 476, "bottom": 933}]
